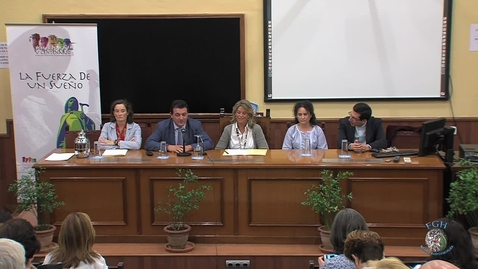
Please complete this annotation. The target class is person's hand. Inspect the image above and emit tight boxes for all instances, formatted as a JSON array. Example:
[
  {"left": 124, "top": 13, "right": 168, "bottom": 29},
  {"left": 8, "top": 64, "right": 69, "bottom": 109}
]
[
  {"left": 318, "top": 256, "right": 325, "bottom": 266},
  {"left": 99, "top": 137, "right": 114, "bottom": 145},
  {"left": 185, "top": 145, "right": 193, "bottom": 152},
  {"left": 168, "top": 145, "right": 183, "bottom": 153}
]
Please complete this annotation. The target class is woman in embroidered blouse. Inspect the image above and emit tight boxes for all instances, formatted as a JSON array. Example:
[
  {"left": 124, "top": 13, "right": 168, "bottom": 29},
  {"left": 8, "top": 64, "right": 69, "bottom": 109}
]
[
  {"left": 99, "top": 99, "right": 142, "bottom": 149},
  {"left": 282, "top": 101, "right": 328, "bottom": 150},
  {"left": 215, "top": 100, "right": 269, "bottom": 150}
]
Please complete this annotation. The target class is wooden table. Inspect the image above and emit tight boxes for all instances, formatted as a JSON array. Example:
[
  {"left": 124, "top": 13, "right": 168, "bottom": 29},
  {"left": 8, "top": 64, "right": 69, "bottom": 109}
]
[{"left": 34, "top": 149, "right": 445, "bottom": 246}]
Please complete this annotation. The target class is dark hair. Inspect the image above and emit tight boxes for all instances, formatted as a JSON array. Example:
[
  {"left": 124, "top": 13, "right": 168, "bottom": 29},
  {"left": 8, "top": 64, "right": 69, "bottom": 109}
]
[
  {"left": 0, "top": 218, "right": 41, "bottom": 263},
  {"left": 293, "top": 101, "right": 317, "bottom": 125},
  {"left": 330, "top": 208, "right": 369, "bottom": 253},
  {"left": 344, "top": 230, "right": 384, "bottom": 263},
  {"left": 0, "top": 210, "right": 12, "bottom": 223},
  {"left": 170, "top": 100, "right": 189, "bottom": 114},
  {"left": 428, "top": 218, "right": 478, "bottom": 269},
  {"left": 353, "top": 103, "right": 372, "bottom": 121},
  {"left": 109, "top": 99, "right": 134, "bottom": 124}
]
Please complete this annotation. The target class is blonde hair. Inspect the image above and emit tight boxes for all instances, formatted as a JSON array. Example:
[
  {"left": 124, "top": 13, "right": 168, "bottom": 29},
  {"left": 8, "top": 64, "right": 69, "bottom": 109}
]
[
  {"left": 48, "top": 212, "right": 101, "bottom": 267},
  {"left": 376, "top": 257, "right": 410, "bottom": 269},
  {"left": 0, "top": 238, "right": 25, "bottom": 269},
  {"left": 231, "top": 100, "right": 255, "bottom": 127}
]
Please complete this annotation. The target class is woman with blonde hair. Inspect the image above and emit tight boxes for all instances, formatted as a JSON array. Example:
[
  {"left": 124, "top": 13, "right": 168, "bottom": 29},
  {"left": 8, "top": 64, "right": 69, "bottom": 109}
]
[
  {"left": 43, "top": 212, "right": 108, "bottom": 269},
  {"left": 216, "top": 99, "right": 269, "bottom": 149}
]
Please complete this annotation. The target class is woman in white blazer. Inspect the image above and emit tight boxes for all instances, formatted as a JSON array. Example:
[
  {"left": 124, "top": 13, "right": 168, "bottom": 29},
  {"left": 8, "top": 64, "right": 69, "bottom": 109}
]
[{"left": 99, "top": 99, "right": 142, "bottom": 149}]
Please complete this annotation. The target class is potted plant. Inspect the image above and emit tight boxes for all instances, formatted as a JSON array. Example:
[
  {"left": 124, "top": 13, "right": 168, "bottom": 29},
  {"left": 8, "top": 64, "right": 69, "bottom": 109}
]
[
  {"left": 154, "top": 168, "right": 212, "bottom": 252},
  {"left": 302, "top": 169, "right": 353, "bottom": 252},
  {"left": 446, "top": 159, "right": 478, "bottom": 251},
  {"left": 8, "top": 168, "right": 65, "bottom": 249}
]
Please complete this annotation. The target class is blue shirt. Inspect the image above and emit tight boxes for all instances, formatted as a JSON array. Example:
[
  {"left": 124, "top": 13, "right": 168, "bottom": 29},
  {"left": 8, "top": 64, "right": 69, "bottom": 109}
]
[{"left": 282, "top": 124, "right": 328, "bottom": 150}]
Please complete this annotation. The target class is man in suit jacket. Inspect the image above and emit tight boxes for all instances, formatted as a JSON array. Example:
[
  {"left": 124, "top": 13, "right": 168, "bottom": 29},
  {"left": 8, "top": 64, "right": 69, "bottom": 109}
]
[
  {"left": 337, "top": 103, "right": 387, "bottom": 151},
  {"left": 145, "top": 100, "right": 214, "bottom": 152}
]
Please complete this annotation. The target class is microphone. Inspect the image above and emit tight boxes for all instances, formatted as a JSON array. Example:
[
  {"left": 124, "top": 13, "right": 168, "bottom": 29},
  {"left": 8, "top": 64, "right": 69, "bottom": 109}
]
[{"left": 177, "top": 128, "right": 191, "bottom": 157}]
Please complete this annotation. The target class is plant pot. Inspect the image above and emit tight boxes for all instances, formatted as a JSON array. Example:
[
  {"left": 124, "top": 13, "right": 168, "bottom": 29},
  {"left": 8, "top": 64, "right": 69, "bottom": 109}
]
[
  {"left": 164, "top": 224, "right": 192, "bottom": 252},
  {"left": 469, "top": 227, "right": 478, "bottom": 253},
  {"left": 35, "top": 224, "right": 56, "bottom": 250},
  {"left": 318, "top": 226, "right": 333, "bottom": 252}
]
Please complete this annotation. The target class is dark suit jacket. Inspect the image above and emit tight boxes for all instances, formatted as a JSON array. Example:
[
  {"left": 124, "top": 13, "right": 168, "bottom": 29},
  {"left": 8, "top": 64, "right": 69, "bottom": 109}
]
[
  {"left": 144, "top": 118, "right": 214, "bottom": 151},
  {"left": 337, "top": 116, "right": 387, "bottom": 149}
]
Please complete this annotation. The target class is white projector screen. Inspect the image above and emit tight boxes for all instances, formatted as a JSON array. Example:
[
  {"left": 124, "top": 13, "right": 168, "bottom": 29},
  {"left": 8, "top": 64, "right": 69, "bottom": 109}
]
[{"left": 264, "top": 0, "right": 452, "bottom": 101}]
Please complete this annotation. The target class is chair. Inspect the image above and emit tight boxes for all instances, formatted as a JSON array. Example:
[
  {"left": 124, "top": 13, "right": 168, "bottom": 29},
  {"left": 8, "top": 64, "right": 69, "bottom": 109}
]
[
  {"left": 219, "top": 116, "right": 271, "bottom": 145},
  {"left": 109, "top": 261, "right": 124, "bottom": 269},
  {"left": 36, "top": 263, "right": 63, "bottom": 269},
  {"left": 65, "top": 130, "right": 102, "bottom": 149},
  {"left": 309, "top": 260, "right": 319, "bottom": 269},
  {"left": 386, "top": 125, "right": 421, "bottom": 149}
]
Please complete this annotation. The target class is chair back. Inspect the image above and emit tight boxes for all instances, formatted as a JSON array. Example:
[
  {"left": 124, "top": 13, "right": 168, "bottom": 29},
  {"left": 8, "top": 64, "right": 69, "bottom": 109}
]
[
  {"left": 386, "top": 125, "right": 421, "bottom": 149},
  {"left": 37, "top": 263, "right": 63, "bottom": 269},
  {"left": 219, "top": 116, "right": 271, "bottom": 144},
  {"left": 65, "top": 130, "right": 102, "bottom": 149},
  {"left": 109, "top": 261, "right": 124, "bottom": 269}
]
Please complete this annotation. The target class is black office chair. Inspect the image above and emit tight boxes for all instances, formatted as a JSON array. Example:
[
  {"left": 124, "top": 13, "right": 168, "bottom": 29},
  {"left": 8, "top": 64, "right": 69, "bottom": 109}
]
[
  {"left": 37, "top": 263, "right": 63, "bottom": 269},
  {"left": 309, "top": 260, "right": 319, "bottom": 269},
  {"left": 109, "top": 261, "right": 124, "bottom": 269}
]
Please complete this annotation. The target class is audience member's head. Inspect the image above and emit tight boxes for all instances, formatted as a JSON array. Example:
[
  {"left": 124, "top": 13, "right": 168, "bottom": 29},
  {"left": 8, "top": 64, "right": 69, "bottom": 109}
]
[
  {"left": 0, "top": 238, "right": 25, "bottom": 269},
  {"left": 293, "top": 100, "right": 317, "bottom": 125},
  {"left": 344, "top": 230, "right": 384, "bottom": 269},
  {"left": 0, "top": 218, "right": 40, "bottom": 269},
  {"left": 0, "top": 210, "right": 12, "bottom": 228},
  {"left": 420, "top": 260, "right": 459, "bottom": 269},
  {"left": 426, "top": 218, "right": 477, "bottom": 269},
  {"left": 48, "top": 212, "right": 100, "bottom": 268},
  {"left": 330, "top": 208, "right": 368, "bottom": 254},
  {"left": 375, "top": 257, "right": 409, "bottom": 269}
]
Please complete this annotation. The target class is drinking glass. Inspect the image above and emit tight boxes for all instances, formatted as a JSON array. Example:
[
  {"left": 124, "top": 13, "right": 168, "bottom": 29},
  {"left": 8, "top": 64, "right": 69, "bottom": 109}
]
[{"left": 157, "top": 141, "right": 170, "bottom": 159}]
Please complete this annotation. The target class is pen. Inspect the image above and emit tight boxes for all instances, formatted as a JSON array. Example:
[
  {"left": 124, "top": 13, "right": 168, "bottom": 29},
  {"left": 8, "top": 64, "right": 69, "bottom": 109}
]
[{"left": 224, "top": 149, "right": 229, "bottom": 154}]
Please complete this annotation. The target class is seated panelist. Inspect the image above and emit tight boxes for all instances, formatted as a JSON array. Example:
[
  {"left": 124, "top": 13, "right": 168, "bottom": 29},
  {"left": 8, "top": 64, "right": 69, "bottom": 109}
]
[
  {"left": 145, "top": 100, "right": 214, "bottom": 153},
  {"left": 282, "top": 101, "right": 328, "bottom": 150},
  {"left": 337, "top": 102, "right": 387, "bottom": 152},
  {"left": 216, "top": 100, "right": 269, "bottom": 150},
  {"left": 99, "top": 99, "right": 142, "bottom": 149}
]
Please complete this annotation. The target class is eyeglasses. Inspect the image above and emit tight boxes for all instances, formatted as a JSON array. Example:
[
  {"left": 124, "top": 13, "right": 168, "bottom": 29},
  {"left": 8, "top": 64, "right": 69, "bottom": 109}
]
[{"left": 348, "top": 111, "right": 361, "bottom": 122}]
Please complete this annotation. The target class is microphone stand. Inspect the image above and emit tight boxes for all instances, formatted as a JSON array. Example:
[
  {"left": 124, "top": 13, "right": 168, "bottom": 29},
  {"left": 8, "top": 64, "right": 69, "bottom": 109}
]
[{"left": 177, "top": 128, "right": 191, "bottom": 157}]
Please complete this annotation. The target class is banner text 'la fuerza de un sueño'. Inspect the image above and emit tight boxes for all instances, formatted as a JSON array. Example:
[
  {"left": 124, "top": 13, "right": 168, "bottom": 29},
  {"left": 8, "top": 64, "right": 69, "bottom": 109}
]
[{"left": 19, "top": 71, "right": 92, "bottom": 90}]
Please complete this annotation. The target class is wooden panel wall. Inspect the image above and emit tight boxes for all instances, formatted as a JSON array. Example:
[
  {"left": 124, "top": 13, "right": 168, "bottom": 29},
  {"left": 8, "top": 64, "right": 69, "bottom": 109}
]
[{"left": 1, "top": 116, "right": 477, "bottom": 210}]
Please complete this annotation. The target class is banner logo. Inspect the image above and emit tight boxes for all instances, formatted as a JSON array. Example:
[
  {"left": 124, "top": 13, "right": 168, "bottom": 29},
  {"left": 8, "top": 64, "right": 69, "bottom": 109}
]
[{"left": 30, "top": 33, "right": 74, "bottom": 55}]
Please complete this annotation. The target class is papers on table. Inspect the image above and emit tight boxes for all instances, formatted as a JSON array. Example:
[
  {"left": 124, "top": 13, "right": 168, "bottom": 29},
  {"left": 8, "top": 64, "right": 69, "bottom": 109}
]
[
  {"left": 222, "top": 149, "right": 268, "bottom": 156},
  {"left": 45, "top": 153, "right": 75, "bottom": 161},
  {"left": 102, "top": 149, "right": 128, "bottom": 156}
]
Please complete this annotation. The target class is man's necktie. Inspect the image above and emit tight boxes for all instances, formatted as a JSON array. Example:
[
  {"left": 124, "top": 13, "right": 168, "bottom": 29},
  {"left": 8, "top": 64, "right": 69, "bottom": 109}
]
[{"left": 176, "top": 128, "right": 182, "bottom": 145}]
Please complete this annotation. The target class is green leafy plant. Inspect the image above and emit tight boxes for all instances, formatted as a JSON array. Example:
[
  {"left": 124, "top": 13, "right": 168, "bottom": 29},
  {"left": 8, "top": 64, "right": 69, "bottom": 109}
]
[
  {"left": 8, "top": 168, "right": 65, "bottom": 230},
  {"left": 155, "top": 169, "right": 212, "bottom": 231},
  {"left": 447, "top": 159, "right": 478, "bottom": 228},
  {"left": 302, "top": 170, "right": 353, "bottom": 230}
]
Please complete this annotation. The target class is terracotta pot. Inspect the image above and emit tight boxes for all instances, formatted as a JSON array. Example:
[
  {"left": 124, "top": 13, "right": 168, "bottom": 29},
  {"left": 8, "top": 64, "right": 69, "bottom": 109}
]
[
  {"left": 468, "top": 227, "right": 478, "bottom": 251},
  {"left": 318, "top": 226, "right": 333, "bottom": 251},
  {"left": 164, "top": 224, "right": 191, "bottom": 250},
  {"left": 35, "top": 224, "right": 56, "bottom": 250}
]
